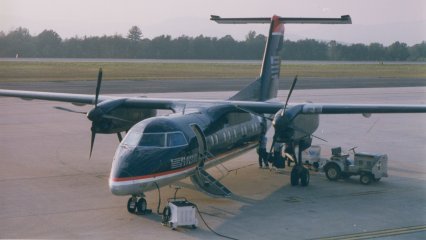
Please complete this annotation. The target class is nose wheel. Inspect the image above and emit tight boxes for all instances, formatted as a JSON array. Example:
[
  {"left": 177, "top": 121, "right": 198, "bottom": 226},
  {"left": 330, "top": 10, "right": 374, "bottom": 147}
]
[{"left": 127, "top": 195, "right": 150, "bottom": 215}]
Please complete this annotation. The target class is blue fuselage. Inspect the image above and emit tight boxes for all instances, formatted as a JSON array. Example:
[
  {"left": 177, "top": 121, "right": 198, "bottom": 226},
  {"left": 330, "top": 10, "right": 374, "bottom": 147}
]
[{"left": 109, "top": 106, "right": 265, "bottom": 195}]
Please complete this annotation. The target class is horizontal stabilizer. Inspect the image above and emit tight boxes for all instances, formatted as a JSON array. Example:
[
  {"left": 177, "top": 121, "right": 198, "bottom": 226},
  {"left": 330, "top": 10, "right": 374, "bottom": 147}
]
[{"left": 210, "top": 15, "right": 351, "bottom": 24}]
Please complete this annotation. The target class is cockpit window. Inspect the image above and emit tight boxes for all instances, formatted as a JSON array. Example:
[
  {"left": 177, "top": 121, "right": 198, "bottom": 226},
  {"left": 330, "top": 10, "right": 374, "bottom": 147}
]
[
  {"left": 137, "top": 131, "right": 188, "bottom": 148},
  {"left": 122, "top": 131, "right": 142, "bottom": 147},
  {"left": 167, "top": 132, "right": 188, "bottom": 147},
  {"left": 139, "top": 133, "right": 166, "bottom": 147}
]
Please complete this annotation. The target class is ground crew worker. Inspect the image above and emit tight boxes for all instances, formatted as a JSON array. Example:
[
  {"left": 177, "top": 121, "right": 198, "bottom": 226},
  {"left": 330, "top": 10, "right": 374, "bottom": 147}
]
[
  {"left": 273, "top": 141, "right": 284, "bottom": 168},
  {"left": 258, "top": 134, "right": 269, "bottom": 168}
]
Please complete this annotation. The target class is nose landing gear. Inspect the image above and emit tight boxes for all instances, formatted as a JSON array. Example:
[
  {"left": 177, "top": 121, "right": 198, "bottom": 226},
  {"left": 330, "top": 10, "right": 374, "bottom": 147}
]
[
  {"left": 288, "top": 143, "right": 310, "bottom": 187},
  {"left": 127, "top": 195, "right": 151, "bottom": 215}
]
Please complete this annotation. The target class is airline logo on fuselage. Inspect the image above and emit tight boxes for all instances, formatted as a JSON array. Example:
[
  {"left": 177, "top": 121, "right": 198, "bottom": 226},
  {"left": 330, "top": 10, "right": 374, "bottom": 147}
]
[{"left": 170, "top": 153, "right": 199, "bottom": 169}]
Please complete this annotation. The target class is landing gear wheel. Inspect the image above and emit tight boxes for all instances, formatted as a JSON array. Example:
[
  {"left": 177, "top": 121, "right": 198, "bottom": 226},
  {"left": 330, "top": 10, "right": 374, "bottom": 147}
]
[
  {"left": 325, "top": 164, "right": 341, "bottom": 181},
  {"left": 127, "top": 197, "right": 137, "bottom": 214},
  {"left": 290, "top": 167, "right": 300, "bottom": 186},
  {"left": 300, "top": 168, "right": 310, "bottom": 186},
  {"left": 136, "top": 198, "right": 147, "bottom": 214},
  {"left": 360, "top": 173, "right": 373, "bottom": 185},
  {"left": 162, "top": 206, "right": 171, "bottom": 224}
]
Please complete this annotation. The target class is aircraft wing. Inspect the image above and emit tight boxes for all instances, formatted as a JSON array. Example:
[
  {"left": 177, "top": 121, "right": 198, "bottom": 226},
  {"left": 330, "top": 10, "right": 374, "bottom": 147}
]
[
  {"left": 0, "top": 89, "right": 177, "bottom": 110},
  {"left": 0, "top": 89, "right": 284, "bottom": 113},
  {"left": 1, "top": 89, "right": 425, "bottom": 115},
  {"left": 300, "top": 103, "right": 426, "bottom": 114}
]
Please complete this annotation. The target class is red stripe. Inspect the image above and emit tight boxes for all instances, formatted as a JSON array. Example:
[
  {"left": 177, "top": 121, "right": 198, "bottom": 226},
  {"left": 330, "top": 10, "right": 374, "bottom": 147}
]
[{"left": 112, "top": 164, "right": 196, "bottom": 182}]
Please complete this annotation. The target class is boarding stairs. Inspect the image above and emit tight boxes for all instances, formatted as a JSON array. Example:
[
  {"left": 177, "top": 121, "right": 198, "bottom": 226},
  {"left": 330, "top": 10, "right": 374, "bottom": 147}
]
[{"left": 190, "top": 151, "right": 232, "bottom": 197}]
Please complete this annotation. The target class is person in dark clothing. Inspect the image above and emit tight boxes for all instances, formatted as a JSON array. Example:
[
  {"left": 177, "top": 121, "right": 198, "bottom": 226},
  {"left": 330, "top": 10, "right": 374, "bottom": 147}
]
[
  {"left": 273, "top": 141, "right": 284, "bottom": 168},
  {"left": 258, "top": 134, "right": 269, "bottom": 168}
]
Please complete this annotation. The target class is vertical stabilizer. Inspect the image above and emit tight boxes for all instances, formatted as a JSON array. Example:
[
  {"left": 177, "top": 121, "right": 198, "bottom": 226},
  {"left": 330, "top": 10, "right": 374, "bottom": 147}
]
[
  {"left": 229, "top": 15, "right": 283, "bottom": 101},
  {"left": 210, "top": 14, "right": 351, "bottom": 102}
]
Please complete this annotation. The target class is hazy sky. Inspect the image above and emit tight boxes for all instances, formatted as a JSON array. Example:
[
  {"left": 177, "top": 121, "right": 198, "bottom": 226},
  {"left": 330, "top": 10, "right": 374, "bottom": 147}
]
[{"left": 1, "top": 0, "right": 425, "bottom": 45}]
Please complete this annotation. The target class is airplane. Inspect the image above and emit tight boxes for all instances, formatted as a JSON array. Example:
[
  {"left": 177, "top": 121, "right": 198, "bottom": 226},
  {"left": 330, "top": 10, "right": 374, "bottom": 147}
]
[{"left": 1, "top": 14, "right": 426, "bottom": 215}]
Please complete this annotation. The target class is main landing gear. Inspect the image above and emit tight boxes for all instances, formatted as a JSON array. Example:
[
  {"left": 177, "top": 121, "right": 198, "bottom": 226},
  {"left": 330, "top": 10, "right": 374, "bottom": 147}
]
[
  {"left": 289, "top": 144, "right": 310, "bottom": 187},
  {"left": 127, "top": 195, "right": 151, "bottom": 215}
]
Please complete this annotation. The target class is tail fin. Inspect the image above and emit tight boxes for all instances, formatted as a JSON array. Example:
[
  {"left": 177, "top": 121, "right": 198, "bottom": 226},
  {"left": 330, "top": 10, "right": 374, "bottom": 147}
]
[
  {"left": 210, "top": 14, "right": 351, "bottom": 102},
  {"left": 229, "top": 15, "right": 283, "bottom": 101}
]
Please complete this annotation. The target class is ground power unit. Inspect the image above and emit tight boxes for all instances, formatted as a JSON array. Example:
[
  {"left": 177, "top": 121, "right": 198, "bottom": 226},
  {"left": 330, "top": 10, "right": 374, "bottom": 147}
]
[{"left": 162, "top": 198, "right": 198, "bottom": 230}]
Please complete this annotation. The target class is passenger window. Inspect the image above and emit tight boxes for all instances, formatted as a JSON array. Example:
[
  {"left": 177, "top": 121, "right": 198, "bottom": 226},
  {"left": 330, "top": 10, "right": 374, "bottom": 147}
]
[
  {"left": 139, "top": 133, "right": 165, "bottom": 147},
  {"left": 167, "top": 132, "right": 188, "bottom": 147}
]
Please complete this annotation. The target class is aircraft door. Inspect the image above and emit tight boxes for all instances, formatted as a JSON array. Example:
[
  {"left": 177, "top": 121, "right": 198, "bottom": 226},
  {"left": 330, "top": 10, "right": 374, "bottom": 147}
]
[{"left": 190, "top": 124, "right": 207, "bottom": 167}]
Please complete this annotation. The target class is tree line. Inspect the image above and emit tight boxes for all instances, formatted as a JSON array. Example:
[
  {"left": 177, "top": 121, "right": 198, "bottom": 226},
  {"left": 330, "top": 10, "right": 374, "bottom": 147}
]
[{"left": 0, "top": 26, "right": 425, "bottom": 61}]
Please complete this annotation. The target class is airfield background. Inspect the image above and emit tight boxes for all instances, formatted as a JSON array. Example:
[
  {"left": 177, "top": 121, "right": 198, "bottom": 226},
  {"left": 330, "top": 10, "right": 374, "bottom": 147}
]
[{"left": 0, "top": 27, "right": 424, "bottom": 61}]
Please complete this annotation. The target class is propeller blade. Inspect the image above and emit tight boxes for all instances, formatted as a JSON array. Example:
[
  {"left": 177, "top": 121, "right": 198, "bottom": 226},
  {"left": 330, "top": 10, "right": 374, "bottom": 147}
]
[
  {"left": 283, "top": 75, "right": 298, "bottom": 111},
  {"left": 89, "top": 128, "right": 96, "bottom": 159},
  {"left": 117, "top": 132, "right": 123, "bottom": 142},
  {"left": 94, "top": 68, "right": 103, "bottom": 107},
  {"left": 54, "top": 106, "right": 87, "bottom": 114}
]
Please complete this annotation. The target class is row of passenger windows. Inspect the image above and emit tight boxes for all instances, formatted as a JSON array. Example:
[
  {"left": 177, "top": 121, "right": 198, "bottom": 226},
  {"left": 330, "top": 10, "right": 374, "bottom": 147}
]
[{"left": 207, "top": 121, "right": 259, "bottom": 147}]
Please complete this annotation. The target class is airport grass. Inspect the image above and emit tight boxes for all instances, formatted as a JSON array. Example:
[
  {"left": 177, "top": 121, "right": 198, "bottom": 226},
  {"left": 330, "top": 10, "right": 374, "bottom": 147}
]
[{"left": 0, "top": 60, "right": 425, "bottom": 82}]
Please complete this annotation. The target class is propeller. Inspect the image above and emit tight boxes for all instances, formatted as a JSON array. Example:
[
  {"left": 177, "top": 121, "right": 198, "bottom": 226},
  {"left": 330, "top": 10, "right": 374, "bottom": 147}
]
[
  {"left": 54, "top": 68, "right": 128, "bottom": 158},
  {"left": 282, "top": 75, "right": 298, "bottom": 113},
  {"left": 54, "top": 106, "right": 87, "bottom": 114},
  {"left": 268, "top": 75, "right": 299, "bottom": 152},
  {"left": 89, "top": 68, "right": 103, "bottom": 158}
]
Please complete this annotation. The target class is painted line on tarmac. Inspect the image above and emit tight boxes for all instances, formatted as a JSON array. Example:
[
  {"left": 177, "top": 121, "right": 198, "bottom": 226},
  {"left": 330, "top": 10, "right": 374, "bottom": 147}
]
[{"left": 313, "top": 225, "right": 426, "bottom": 240}]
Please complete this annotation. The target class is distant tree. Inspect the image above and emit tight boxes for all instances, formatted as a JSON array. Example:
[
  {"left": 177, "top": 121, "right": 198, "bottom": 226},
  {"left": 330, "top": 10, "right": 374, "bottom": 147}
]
[
  {"left": 387, "top": 41, "right": 409, "bottom": 61},
  {"left": 367, "top": 43, "right": 385, "bottom": 61},
  {"left": 244, "top": 31, "right": 265, "bottom": 59},
  {"left": 127, "top": 26, "right": 142, "bottom": 41},
  {"left": 0, "top": 26, "right": 425, "bottom": 60},
  {"left": 36, "top": 30, "right": 62, "bottom": 57},
  {"left": 246, "top": 31, "right": 256, "bottom": 41},
  {"left": 2, "top": 27, "right": 35, "bottom": 57},
  {"left": 408, "top": 41, "right": 426, "bottom": 61}
]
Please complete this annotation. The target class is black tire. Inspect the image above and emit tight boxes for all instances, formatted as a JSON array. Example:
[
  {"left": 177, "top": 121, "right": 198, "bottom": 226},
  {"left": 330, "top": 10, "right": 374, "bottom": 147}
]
[
  {"left": 290, "top": 167, "right": 300, "bottom": 186},
  {"left": 127, "top": 197, "right": 137, "bottom": 214},
  {"left": 136, "top": 198, "right": 147, "bottom": 214},
  {"left": 162, "top": 206, "right": 171, "bottom": 223},
  {"left": 374, "top": 177, "right": 381, "bottom": 182},
  {"left": 325, "top": 164, "right": 341, "bottom": 181},
  {"left": 360, "top": 173, "right": 373, "bottom": 185},
  {"left": 300, "top": 168, "right": 310, "bottom": 186}
]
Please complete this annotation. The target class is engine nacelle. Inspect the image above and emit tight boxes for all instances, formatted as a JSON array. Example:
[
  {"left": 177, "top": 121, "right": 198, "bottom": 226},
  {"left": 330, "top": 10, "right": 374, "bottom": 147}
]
[
  {"left": 87, "top": 99, "right": 157, "bottom": 134},
  {"left": 272, "top": 104, "right": 319, "bottom": 147}
]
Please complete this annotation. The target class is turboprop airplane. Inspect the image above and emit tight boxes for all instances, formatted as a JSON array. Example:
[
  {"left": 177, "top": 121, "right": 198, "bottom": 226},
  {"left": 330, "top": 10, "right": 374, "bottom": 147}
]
[{"left": 1, "top": 15, "right": 426, "bottom": 214}]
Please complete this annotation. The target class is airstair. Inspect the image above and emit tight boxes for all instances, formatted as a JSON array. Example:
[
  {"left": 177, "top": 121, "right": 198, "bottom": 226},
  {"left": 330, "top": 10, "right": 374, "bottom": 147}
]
[{"left": 190, "top": 151, "right": 232, "bottom": 197}]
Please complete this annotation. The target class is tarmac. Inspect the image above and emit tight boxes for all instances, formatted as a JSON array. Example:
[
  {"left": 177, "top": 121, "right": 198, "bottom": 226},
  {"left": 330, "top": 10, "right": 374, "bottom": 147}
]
[{"left": 0, "top": 86, "right": 425, "bottom": 239}]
